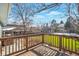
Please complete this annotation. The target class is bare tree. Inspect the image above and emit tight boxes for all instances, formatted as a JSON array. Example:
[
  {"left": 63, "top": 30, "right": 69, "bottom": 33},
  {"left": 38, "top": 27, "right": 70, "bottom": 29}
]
[
  {"left": 10, "top": 4, "right": 34, "bottom": 34},
  {"left": 10, "top": 3, "right": 61, "bottom": 34}
]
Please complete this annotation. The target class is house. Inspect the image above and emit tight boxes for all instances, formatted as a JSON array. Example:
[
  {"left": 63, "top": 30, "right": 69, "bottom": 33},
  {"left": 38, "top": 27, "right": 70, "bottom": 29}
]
[
  {"left": 2, "top": 24, "right": 42, "bottom": 37},
  {"left": 57, "top": 23, "right": 66, "bottom": 33}
]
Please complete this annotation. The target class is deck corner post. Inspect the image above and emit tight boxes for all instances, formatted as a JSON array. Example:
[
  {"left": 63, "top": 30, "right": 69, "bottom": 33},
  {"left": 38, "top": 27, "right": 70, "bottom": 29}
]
[{"left": 42, "top": 34, "right": 44, "bottom": 44}]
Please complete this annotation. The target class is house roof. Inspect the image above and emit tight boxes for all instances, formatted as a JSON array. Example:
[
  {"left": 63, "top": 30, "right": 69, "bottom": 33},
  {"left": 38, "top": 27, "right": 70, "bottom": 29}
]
[
  {"left": 58, "top": 24, "right": 64, "bottom": 28},
  {"left": 2, "top": 27, "right": 16, "bottom": 31}
]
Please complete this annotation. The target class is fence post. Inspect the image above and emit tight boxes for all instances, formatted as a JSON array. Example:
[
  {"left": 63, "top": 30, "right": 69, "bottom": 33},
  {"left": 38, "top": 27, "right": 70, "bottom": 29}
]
[
  {"left": 59, "top": 36, "right": 62, "bottom": 51},
  {"left": 42, "top": 34, "right": 44, "bottom": 44},
  {"left": 26, "top": 36, "right": 28, "bottom": 51}
]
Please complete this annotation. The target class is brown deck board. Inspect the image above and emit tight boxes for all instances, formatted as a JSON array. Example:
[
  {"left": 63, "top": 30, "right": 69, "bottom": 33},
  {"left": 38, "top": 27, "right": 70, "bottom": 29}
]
[
  {"left": 1, "top": 44, "right": 69, "bottom": 56},
  {"left": 31, "top": 45, "right": 68, "bottom": 56}
]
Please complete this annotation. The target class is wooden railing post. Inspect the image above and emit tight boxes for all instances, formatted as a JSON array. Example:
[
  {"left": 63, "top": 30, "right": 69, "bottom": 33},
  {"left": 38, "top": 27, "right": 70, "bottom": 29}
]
[
  {"left": 59, "top": 36, "right": 62, "bottom": 51},
  {"left": 0, "top": 40, "right": 2, "bottom": 56},
  {"left": 26, "top": 36, "right": 28, "bottom": 51},
  {"left": 42, "top": 34, "right": 44, "bottom": 44}
]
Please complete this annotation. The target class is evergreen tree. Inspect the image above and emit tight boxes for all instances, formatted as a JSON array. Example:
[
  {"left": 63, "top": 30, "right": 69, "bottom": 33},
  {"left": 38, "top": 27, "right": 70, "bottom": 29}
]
[
  {"left": 64, "top": 16, "right": 74, "bottom": 33},
  {"left": 0, "top": 20, "right": 3, "bottom": 26},
  {"left": 60, "top": 20, "right": 64, "bottom": 24},
  {"left": 51, "top": 19, "right": 56, "bottom": 25}
]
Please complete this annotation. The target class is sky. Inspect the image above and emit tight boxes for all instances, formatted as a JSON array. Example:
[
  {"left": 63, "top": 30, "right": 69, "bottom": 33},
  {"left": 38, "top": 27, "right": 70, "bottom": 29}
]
[{"left": 8, "top": 3, "right": 77, "bottom": 26}]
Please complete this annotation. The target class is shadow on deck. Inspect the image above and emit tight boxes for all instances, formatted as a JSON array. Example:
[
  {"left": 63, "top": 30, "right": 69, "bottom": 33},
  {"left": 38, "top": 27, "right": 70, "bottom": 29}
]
[{"left": 12, "top": 44, "right": 69, "bottom": 56}]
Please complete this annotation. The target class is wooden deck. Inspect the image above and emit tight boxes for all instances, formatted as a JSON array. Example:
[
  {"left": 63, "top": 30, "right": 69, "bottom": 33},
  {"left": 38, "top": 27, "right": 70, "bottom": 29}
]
[
  {"left": 0, "top": 33, "right": 79, "bottom": 56},
  {"left": 13, "top": 44, "right": 69, "bottom": 56}
]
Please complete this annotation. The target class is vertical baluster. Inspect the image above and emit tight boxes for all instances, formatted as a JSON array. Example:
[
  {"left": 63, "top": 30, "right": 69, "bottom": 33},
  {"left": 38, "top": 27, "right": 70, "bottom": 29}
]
[
  {"left": 57, "top": 36, "right": 59, "bottom": 47},
  {"left": 9, "top": 39, "right": 12, "bottom": 55},
  {"left": 54, "top": 35, "right": 56, "bottom": 47},
  {"left": 40, "top": 35, "right": 41, "bottom": 43},
  {"left": 5, "top": 46, "right": 7, "bottom": 56},
  {"left": 51, "top": 35, "right": 52, "bottom": 46},
  {"left": 28, "top": 37, "right": 29, "bottom": 48},
  {"left": 46, "top": 35, "right": 47, "bottom": 44},
  {"left": 59, "top": 36, "right": 62, "bottom": 51},
  {"left": 49, "top": 35, "right": 50, "bottom": 45},
  {"left": 19, "top": 38, "right": 20, "bottom": 50},
  {"left": 64, "top": 37, "right": 65, "bottom": 50},
  {"left": 31, "top": 36, "right": 32, "bottom": 47},
  {"left": 32, "top": 36, "right": 34, "bottom": 46},
  {"left": 42, "top": 34, "right": 44, "bottom": 45},
  {"left": 68, "top": 37, "right": 70, "bottom": 51},
  {"left": 12, "top": 39, "right": 14, "bottom": 53},
  {"left": 55, "top": 35, "right": 56, "bottom": 47},
  {"left": 30, "top": 37, "right": 31, "bottom": 47},
  {"left": 64, "top": 36, "right": 65, "bottom": 49},
  {"left": 71, "top": 37, "right": 73, "bottom": 53},
  {"left": 75, "top": 38, "right": 77, "bottom": 53},
  {"left": 68, "top": 37, "right": 71, "bottom": 54},
  {"left": 15, "top": 39, "right": 17, "bottom": 52},
  {"left": 29, "top": 37, "right": 30, "bottom": 48},
  {"left": 31, "top": 37, "right": 32, "bottom": 47},
  {"left": 19, "top": 38, "right": 21, "bottom": 50},
  {"left": 63, "top": 37, "right": 65, "bottom": 51},
  {"left": 4, "top": 39, "right": 7, "bottom": 56},
  {"left": 62, "top": 36, "right": 63, "bottom": 49},
  {"left": 67, "top": 37, "right": 68, "bottom": 50},
  {"left": 31, "top": 36, "right": 33, "bottom": 47},
  {"left": 0, "top": 40, "right": 2, "bottom": 56},
  {"left": 69, "top": 37, "right": 72, "bottom": 54},
  {"left": 33, "top": 36, "right": 34, "bottom": 46},
  {"left": 50, "top": 35, "right": 52, "bottom": 45},
  {"left": 56, "top": 35, "right": 57, "bottom": 47},
  {"left": 35, "top": 36, "right": 36, "bottom": 45},
  {"left": 29, "top": 37, "right": 31, "bottom": 47},
  {"left": 26, "top": 36, "right": 28, "bottom": 51},
  {"left": 32, "top": 36, "right": 33, "bottom": 46},
  {"left": 23, "top": 38, "right": 25, "bottom": 49},
  {"left": 61, "top": 36, "right": 63, "bottom": 49},
  {"left": 21, "top": 38, "right": 22, "bottom": 50},
  {"left": 53, "top": 35, "right": 54, "bottom": 46},
  {"left": 14, "top": 39, "right": 15, "bottom": 52},
  {"left": 33, "top": 36, "right": 38, "bottom": 45},
  {"left": 52, "top": 35, "right": 54, "bottom": 46},
  {"left": 54, "top": 35, "right": 55, "bottom": 46},
  {"left": 18, "top": 38, "right": 20, "bottom": 51},
  {"left": 63, "top": 36, "right": 65, "bottom": 49},
  {"left": 30, "top": 37, "right": 32, "bottom": 47},
  {"left": 8, "top": 44, "right": 10, "bottom": 55}
]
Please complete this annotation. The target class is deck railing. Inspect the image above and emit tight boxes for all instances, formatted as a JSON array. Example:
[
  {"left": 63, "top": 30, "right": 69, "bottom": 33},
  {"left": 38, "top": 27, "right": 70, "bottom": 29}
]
[
  {"left": 44, "top": 33, "right": 79, "bottom": 55},
  {"left": 0, "top": 33, "right": 79, "bottom": 56}
]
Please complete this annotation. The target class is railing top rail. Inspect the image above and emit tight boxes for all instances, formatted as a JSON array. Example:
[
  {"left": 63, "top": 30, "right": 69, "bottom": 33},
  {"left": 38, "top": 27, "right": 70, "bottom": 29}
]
[
  {"left": 0, "top": 33, "right": 43, "bottom": 40},
  {"left": 0, "top": 32, "right": 79, "bottom": 40},
  {"left": 44, "top": 33, "right": 79, "bottom": 38}
]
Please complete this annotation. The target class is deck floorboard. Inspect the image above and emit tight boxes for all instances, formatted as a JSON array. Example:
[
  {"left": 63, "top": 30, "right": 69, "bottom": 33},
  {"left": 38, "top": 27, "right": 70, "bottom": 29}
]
[{"left": 18, "top": 44, "right": 68, "bottom": 56}]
